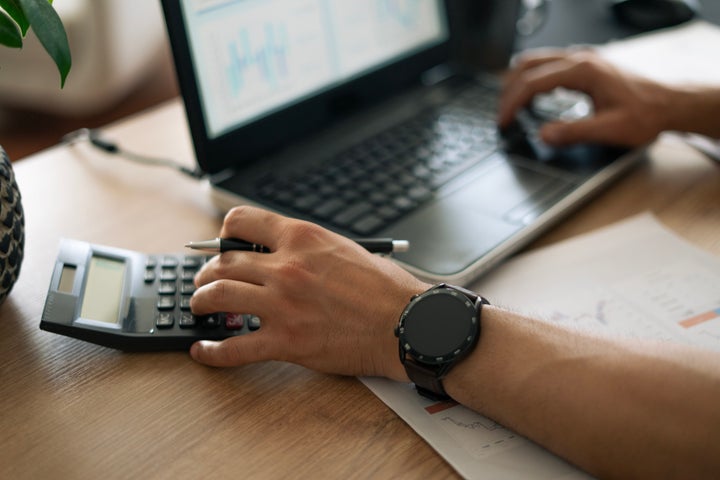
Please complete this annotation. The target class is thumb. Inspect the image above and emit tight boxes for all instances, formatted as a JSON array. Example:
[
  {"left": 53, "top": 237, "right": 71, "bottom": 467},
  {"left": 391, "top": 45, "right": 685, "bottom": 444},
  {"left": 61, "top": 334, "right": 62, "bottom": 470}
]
[
  {"left": 539, "top": 111, "right": 643, "bottom": 147},
  {"left": 190, "top": 332, "right": 274, "bottom": 367},
  {"left": 539, "top": 119, "right": 605, "bottom": 146}
]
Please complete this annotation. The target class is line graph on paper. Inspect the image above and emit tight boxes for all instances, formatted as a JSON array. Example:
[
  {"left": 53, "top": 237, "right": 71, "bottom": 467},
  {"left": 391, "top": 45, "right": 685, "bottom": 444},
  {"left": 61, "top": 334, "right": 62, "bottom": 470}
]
[
  {"left": 528, "top": 261, "right": 720, "bottom": 351},
  {"left": 424, "top": 401, "right": 527, "bottom": 458}
]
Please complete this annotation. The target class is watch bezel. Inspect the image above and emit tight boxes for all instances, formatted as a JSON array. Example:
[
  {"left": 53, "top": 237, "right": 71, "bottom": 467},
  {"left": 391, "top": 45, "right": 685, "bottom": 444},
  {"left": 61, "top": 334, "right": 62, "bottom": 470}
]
[{"left": 397, "top": 286, "right": 480, "bottom": 366}]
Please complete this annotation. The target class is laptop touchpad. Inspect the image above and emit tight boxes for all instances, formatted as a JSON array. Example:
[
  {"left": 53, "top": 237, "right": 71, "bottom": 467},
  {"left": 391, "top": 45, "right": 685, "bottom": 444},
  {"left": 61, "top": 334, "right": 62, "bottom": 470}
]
[
  {"left": 388, "top": 162, "right": 571, "bottom": 276},
  {"left": 389, "top": 205, "right": 520, "bottom": 277},
  {"left": 455, "top": 161, "right": 572, "bottom": 219}
]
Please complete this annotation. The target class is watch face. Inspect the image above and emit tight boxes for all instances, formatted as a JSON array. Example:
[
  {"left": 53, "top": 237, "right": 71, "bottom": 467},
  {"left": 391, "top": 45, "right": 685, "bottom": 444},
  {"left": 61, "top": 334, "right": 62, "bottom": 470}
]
[{"left": 400, "top": 288, "right": 478, "bottom": 364}]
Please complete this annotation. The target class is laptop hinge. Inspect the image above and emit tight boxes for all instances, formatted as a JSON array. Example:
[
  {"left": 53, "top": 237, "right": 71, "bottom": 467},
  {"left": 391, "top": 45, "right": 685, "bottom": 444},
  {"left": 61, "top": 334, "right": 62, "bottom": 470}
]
[
  {"left": 421, "top": 64, "right": 456, "bottom": 87},
  {"left": 210, "top": 168, "right": 237, "bottom": 184}
]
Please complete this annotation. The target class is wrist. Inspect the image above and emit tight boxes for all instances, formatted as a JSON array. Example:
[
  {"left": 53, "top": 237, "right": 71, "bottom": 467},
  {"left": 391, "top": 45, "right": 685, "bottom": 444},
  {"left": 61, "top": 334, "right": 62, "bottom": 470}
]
[
  {"left": 442, "top": 305, "right": 504, "bottom": 404},
  {"left": 662, "top": 85, "right": 720, "bottom": 138}
]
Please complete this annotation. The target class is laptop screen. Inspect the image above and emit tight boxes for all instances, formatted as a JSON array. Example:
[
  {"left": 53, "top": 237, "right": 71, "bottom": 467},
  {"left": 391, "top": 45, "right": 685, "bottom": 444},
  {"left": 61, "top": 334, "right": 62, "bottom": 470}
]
[{"left": 179, "top": 0, "right": 449, "bottom": 139}]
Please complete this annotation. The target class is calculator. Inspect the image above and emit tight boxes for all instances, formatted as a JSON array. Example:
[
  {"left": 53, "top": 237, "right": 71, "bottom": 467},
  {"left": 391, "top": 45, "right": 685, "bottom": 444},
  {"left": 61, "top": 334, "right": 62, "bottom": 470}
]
[{"left": 40, "top": 239, "right": 260, "bottom": 351}]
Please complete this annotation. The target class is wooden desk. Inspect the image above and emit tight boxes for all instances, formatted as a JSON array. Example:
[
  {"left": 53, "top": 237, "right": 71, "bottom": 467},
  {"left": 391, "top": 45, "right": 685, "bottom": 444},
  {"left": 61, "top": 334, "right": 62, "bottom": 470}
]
[{"left": 1, "top": 99, "right": 718, "bottom": 479}]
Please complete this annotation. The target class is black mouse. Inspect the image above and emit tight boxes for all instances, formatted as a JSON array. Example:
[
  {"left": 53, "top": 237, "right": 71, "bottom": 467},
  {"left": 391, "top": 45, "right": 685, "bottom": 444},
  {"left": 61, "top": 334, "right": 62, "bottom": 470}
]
[{"left": 611, "top": 0, "right": 699, "bottom": 31}]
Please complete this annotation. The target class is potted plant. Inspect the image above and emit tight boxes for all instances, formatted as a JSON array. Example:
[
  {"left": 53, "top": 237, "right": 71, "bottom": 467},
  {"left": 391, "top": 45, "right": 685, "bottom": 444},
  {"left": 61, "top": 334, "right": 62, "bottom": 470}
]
[{"left": 0, "top": 0, "right": 70, "bottom": 304}]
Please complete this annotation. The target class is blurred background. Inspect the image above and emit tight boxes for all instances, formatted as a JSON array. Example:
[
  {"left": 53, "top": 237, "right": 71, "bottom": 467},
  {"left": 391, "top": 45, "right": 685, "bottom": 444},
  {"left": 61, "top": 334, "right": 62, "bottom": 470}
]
[
  {"left": 0, "top": 1, "right": 178, "bottom": 161},
  {"left": 1, "top": 0, "right": 718, "bottom": 162}
]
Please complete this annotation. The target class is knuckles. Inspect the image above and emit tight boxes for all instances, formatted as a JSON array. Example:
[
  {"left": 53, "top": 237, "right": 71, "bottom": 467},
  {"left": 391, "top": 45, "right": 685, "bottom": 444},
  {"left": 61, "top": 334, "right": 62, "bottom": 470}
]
[
  {"left": 270, "top": 257, "right": 315, "bottom": 285},
  {"left": 212, "top": 253, "right": 238, "bottom": 279},
  {"left": 224, "top": 205, "right": 254, "bottom": 225},
  {"left": 198, "top": 279, "right": 231, "bottom": 309},
  {"left": 279, "top": 219, "right": 327, "bottom": 247}
]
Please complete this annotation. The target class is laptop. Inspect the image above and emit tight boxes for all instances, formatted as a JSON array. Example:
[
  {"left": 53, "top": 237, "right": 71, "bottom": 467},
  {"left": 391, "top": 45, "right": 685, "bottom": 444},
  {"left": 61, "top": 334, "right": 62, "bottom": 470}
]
[{"left": 160, "top": 0, "right": 639, "bottom": 286}]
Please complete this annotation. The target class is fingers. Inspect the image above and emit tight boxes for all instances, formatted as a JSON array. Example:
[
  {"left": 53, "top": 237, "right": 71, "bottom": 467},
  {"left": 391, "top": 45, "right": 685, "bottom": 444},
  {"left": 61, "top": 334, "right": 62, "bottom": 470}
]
[
  {"left": 500, "top": 50, "right": 574, "bottom": 117},
  {"left": 191, "top": 332, "right": 275, "bottom": 367},
  {"left": 504, "top": 49, "right": 571, "bottom": 85},
  {"left": 190, "top": 278, "right": 268, "bottom": 316},
  {"left": 499, "top": 49, "right": 609, "bottom": 127},
  {"left": 194, "top": 250, "right": 269, "bottom": 288},
  {"left": 500, "top": 60, "right": 594, "bottom": 127},
  {"left": 219, "top": 206, "right": 288, "bottom": 251},
  {"left": 539, "top": 111, "right": 645, "bottom": 147},
  {"left": 189, "top": 277, "right": 281, "bottom": 368}
]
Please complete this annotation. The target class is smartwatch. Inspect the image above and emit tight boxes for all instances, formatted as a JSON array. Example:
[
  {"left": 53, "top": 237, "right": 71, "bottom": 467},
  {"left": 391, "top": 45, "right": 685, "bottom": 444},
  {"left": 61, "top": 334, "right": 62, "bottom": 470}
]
[{"left": 394, "top": 283, "right": 489, "bottom": 401}]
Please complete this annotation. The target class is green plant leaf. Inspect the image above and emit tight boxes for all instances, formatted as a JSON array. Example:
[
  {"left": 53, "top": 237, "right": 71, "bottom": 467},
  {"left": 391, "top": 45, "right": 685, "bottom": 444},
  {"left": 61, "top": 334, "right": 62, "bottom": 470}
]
[
  {"left": 0, "top": 0, "right": 30, "bottom": 35},
  {"left": 0, "top": 9, "right": 23, "bottom": 48},
  {"left": 18, "top": 0, "right": 71, "bottom": 87}
]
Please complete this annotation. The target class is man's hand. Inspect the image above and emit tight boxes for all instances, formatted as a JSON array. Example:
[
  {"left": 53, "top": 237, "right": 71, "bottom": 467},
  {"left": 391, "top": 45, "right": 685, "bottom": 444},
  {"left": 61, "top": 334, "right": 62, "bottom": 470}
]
[
  {"left": 189, "top": 206, "right": 428, "bottom": 380},
  {"left": 498, "top": 49, "right": 674, "bottom": 147}
]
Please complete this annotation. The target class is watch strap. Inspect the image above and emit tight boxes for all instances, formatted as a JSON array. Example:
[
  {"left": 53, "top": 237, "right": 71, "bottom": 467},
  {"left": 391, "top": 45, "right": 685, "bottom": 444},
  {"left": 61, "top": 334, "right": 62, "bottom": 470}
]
[{"left": 404, "top": 358, "right": 451, "bottom": 401}]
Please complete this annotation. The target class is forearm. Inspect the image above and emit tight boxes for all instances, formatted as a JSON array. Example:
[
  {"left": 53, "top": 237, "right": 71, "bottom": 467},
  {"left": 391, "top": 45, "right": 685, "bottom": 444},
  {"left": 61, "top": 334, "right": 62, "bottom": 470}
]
[
  {"left": 661, "top": 85, "right": 720, "bottom": 139},
  {"left": 444, "top": 306, "right": 720, "bottom": 479}
]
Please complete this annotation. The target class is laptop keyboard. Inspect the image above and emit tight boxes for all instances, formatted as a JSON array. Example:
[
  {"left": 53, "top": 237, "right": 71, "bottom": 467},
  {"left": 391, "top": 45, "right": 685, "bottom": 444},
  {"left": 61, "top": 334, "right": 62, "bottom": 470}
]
[{"left": 255, "top": 84, "right": 501, "bottom": 236}]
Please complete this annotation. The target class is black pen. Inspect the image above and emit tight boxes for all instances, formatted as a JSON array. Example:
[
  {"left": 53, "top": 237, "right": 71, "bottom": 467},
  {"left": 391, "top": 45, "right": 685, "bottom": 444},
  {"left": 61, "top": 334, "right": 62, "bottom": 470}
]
[{"left": 184, "top": 237, "right": 410, "bottom": 254}]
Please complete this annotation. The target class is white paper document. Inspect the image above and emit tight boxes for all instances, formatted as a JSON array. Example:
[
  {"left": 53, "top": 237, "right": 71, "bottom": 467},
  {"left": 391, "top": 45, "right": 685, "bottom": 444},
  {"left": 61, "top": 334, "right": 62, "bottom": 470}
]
[
  {"left": 597, "top": 20, "right": 720, "bottom": 87},
  {"left": 362, "top": 214, "right": 720, "bottom": 479}
]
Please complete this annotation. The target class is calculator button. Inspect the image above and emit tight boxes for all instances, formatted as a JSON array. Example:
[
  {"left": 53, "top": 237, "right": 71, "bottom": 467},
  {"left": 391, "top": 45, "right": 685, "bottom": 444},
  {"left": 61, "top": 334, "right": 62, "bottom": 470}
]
[
  {"left": 179, "top": 295, "right": 192, "bottom": 311},
  {"left": 146, "top": 256, "right": 158, "bottom": 269},
  {"left": 161, "top": 256, "right": 179, "bottom": 268},
  {"left": 248, "top": 315, "right": 261, "bottom": 331},
  {"left": 179, "top": 313, "right": 196, "bottom": 328},
  {"left": 144, "top": 269, "right": 156, "bottom": 283},
  {"left": 156, "top": 312, "right": 174, "bottom": 329},
  {"left": 225, "top": 313, "right": 244, "bottom": 330},
  {"left": 180, "top": 281, "right": 196, "bottom": 295},
  {"left": 198, "top": 314, "right": 222, "bottom": 329},
  {"left": 181, "top": 269, "right": 196, "bottom": 281},
  {"left": 157, "top": 296, "right": 176, "bottom": 311},
  {"left": 160, "top": 269, "right": 177, "bottom": 281},
  {"left": 183, "top": 256, "right": 203, "bottom": 268},
  {"left": 158, "top": 281, "right": 177, "bottom": 295}
]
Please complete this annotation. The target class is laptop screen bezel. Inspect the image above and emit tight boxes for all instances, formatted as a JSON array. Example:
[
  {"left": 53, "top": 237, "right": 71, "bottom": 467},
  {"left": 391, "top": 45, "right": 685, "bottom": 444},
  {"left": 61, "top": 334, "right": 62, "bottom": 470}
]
[{"left": 161, "top": 0, "right": 453, "bottom": 176}]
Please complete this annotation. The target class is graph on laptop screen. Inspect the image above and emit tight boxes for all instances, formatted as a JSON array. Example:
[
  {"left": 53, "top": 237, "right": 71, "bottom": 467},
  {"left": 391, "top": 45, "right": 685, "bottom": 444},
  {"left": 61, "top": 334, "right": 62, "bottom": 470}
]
[{"left": 180, "top": 0, "right": 449, "bottom": 138}]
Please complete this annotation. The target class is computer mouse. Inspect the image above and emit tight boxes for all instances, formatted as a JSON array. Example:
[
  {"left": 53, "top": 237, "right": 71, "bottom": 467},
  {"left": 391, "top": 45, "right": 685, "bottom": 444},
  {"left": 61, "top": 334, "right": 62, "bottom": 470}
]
[
  {"left": 611, "top": 0, "right": 699, "bottom": 31},
  {"left": 501, "top": 89, "right": 593, "bottom": 161}
]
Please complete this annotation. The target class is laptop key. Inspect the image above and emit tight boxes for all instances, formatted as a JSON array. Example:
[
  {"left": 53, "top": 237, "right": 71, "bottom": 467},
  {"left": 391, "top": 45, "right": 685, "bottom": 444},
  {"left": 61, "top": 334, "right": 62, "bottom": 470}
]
[
  {"left": 293, "top": 194, "right": 323, "bottom": 212},
  {"left": 351, "top": 214, "right": 386, "bottom": 235},
  {"left": 429, "top": 151, "right": 500, "bottom": 189},
  {"left": 376, "top": 205, "right": 402, "bottom": 221},
  {"left": 393, "top": 196, "right": 416, "bottom": 212},
  {"left": 273, "top": 190, "right": 295, "bottom": 205},
  {"left": 407, "top": 186, "right": 433, "bottom": 202},
  {"left": 368, "top": 191, "right": 390, "bottom": 204},
  {"left": 332, "top": 202, "right": 374, "bottom": 228},
  {"left": 340, "top": 189, "right": 361, "bottom": 203},
  {"left": 312, "top": 198, "right": 347, "bottom": 220}
]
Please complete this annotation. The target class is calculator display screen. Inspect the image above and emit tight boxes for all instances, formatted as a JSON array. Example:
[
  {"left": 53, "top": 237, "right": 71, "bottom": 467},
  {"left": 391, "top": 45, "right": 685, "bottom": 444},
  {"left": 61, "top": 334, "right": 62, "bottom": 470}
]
[{"left": 80, "top": 256, "right": 126, "bottom": 325}]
